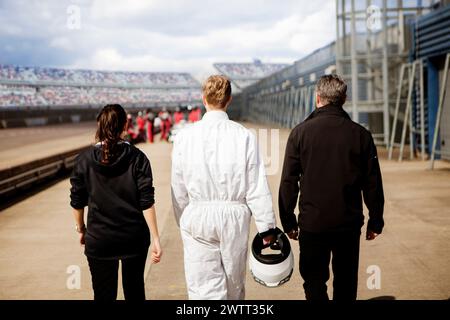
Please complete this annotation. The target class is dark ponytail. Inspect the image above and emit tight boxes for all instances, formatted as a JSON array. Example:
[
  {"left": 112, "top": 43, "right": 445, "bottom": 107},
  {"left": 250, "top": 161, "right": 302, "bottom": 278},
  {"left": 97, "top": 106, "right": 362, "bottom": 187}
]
[{"left": 95, "top": 104, "right": 127, "bottom": 163}]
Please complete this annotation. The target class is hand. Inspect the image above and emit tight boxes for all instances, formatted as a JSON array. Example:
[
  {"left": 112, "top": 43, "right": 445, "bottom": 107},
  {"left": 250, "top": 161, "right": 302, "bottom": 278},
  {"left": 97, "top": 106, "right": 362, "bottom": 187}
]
[
  {"left": 366, "top": 230, "right": 379, "bottom": 240},
  {"left": 287, "top": 228, "right": 299, "bottom": 240},
  {"left": 151, "top": 238, "right": 162, "bottom": 264},
  {"left": 79, "top": 231, "right": 85, "bottom": 246},
  {"left": 262, "top": 234, "right": 276, "bottom": 246}
]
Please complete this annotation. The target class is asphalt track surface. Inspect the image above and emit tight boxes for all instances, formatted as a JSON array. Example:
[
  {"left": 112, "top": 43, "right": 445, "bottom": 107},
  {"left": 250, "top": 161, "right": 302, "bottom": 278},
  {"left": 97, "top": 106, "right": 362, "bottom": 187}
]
[{"left": 0, "top": 122, "right": 96, "bottom": 171}]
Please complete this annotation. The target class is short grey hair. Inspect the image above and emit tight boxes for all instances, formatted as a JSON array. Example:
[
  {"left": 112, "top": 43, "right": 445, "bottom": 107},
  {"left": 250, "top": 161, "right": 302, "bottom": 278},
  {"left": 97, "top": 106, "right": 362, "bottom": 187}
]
[{"left": 315, "top": 74, "right": 347, "bottom": 106}]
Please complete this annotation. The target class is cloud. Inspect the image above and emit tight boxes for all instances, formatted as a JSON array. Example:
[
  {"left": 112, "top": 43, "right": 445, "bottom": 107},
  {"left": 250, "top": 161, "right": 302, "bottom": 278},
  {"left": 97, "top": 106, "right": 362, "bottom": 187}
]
[
  {"left": 0, "top": 0, "right": 336, "bottom": 81},
  {"left": 90, "top": 0, "right": 157, "bottom": 19},
  {"left": 72, "top": 48, "right": 218, "bottom": 81},
  {"left": 49, "top": 37, "right": 73, "bottom": 50},
  {"left": 288, "top": 1, "right": 336, "bottom": 52}
]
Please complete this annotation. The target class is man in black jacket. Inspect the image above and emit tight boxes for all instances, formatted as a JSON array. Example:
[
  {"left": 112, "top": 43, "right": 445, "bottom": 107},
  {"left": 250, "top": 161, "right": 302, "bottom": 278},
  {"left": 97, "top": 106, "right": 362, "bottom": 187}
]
[{"left": 278, "top": 74, "right": 384, "bottom": 300}]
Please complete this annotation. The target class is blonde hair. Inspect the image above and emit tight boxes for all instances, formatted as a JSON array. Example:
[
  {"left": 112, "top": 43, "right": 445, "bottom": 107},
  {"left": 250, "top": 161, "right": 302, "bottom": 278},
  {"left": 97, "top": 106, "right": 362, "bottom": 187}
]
[{"left": 202, "top": 75, "right": 232, "bottom": 108}]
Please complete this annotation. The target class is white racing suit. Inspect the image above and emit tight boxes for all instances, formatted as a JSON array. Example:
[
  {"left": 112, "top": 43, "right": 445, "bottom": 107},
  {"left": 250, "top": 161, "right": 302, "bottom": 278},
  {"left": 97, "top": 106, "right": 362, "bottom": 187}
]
[{"left": 171, "top": 110, "right": 276, "bottom": 300}]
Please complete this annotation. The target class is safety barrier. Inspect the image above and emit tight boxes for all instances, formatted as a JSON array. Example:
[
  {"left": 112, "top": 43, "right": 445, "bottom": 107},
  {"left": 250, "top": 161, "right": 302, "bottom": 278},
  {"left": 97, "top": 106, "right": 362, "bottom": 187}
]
[{"left": 0, "top": 146, "right": 88, "bottom": 197}]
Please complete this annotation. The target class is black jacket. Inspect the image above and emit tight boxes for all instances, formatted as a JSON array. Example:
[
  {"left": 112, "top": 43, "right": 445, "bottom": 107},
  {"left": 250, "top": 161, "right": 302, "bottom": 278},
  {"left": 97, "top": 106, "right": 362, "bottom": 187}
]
[
  {"left": 278, "top": 104, "right": 384, "bottom": 234},
  {"left": 70, "top": 142, "right": 154, "bottom": 259}
]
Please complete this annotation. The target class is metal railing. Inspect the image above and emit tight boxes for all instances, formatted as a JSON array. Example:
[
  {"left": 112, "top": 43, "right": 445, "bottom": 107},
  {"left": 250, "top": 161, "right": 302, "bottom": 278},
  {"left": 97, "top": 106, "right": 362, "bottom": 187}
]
[{"left": 0, "top": 146, "right": 88, "bottom": 197}]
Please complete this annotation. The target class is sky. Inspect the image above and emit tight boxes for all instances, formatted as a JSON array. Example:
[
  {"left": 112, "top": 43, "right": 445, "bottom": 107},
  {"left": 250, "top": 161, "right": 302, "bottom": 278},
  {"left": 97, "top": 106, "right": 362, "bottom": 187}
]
[{"left": 0, "top": 0, "right": 336, "bottom": 81}]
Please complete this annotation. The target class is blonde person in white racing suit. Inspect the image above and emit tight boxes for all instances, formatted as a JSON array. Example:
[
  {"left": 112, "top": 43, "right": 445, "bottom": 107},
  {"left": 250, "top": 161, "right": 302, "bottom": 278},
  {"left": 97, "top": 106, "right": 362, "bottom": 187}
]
[{"left": 171, "top": 75, "right": 277, "bottom": 300}]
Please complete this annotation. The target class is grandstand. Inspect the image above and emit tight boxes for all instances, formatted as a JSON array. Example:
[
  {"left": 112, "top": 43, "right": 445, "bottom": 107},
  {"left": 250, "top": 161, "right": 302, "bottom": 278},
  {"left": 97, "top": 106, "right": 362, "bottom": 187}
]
[
  {"left": 232, "top": 43, "right": 336, "bottom": 127},
  {"left": 0, "top": 65, "right": 198, "bottom": 88},
  {"left": 213, "top": 60, "right": 289, "bottom": 91},
  {"left": 0, "top": 65, "right": 201, "bottom": 109}
]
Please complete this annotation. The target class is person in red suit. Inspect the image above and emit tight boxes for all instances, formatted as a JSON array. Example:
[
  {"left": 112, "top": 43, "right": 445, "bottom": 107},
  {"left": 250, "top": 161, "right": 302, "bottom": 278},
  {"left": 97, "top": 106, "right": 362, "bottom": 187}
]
[
  {"left": 188, "top": 106, "right": 202, "bottom": 123},
  {"left": 146, "top": 109, "right": 155, "bottom": 143},
  {"left": 125, "top": 113, "right": 137, "bottom": 143},
  {"left": 158, "top": 107, "right": 167, "bottom": 141},
  {"left": 136, "top": 111, "right": 146, "bottom": 142},
  {"left": 188, "top": 107, "right": 196, "bottom": 122},
  {"left": 195, "top": 107, "right": 202, "bottom": 121},
  {"left": 161, "top": 110, "right": 172, "bottom": 141},
  {"left": 174, "top": 107, "right": 184, "bottom": 124},
  {"left": 159, "top": 108, "right": 171, "bottom": 141}
]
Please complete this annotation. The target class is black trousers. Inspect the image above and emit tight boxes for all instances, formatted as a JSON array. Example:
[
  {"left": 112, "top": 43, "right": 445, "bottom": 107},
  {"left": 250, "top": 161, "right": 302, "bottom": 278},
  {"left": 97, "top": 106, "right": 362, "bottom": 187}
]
[
  {"left": 299, "top": 229, "right": 361, "bottom": 300},
  {"left": 87, "top": 253, "right": 147, "bottom": 301}
]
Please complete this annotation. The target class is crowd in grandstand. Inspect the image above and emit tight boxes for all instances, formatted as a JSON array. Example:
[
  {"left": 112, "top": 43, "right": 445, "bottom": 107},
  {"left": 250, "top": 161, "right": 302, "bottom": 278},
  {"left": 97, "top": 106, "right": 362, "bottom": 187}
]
[
  {"left": 0, "top": 84, "right": 200, "bottom": 107},
  {"left": 213, "top": 62, "right": 288, "bottom": 79},
  {"left": 0, "top": 62, "right": 290, "bottom": 107},
  {"left": 0, "top": 65, "right": 201, "bottom": 107},
  {"left": 0, "top": 65, "right": 198, "bottom": 87}
]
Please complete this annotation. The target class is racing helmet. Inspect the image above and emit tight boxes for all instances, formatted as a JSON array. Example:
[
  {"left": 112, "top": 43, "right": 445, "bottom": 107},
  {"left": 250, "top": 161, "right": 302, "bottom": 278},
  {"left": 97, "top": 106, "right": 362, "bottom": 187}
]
[{"left": 249, "top": 228, "right": 294, "bottom": 287}]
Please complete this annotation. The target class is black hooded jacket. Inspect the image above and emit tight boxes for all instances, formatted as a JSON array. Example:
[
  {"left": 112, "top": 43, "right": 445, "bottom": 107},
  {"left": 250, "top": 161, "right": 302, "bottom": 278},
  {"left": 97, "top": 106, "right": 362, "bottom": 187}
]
[
  {"left": 70, "top": 141, "right": 154, "bottom": 259},
  {"left": 278, "top": 104, "right": 384, "bottom": 234}
]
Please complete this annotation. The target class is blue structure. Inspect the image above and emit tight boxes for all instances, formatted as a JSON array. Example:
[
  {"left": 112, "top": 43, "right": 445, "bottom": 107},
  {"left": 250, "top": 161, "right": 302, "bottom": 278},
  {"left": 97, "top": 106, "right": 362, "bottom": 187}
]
[{"left": 413, "top": 3, "right": 450, "bottom": 157}]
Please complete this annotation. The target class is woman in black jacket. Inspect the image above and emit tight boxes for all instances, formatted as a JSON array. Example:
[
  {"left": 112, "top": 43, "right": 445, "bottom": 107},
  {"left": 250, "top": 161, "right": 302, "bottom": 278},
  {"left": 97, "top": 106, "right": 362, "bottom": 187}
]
[{"left": 70, "top": 104, "right": 162, "bottom": 301}]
